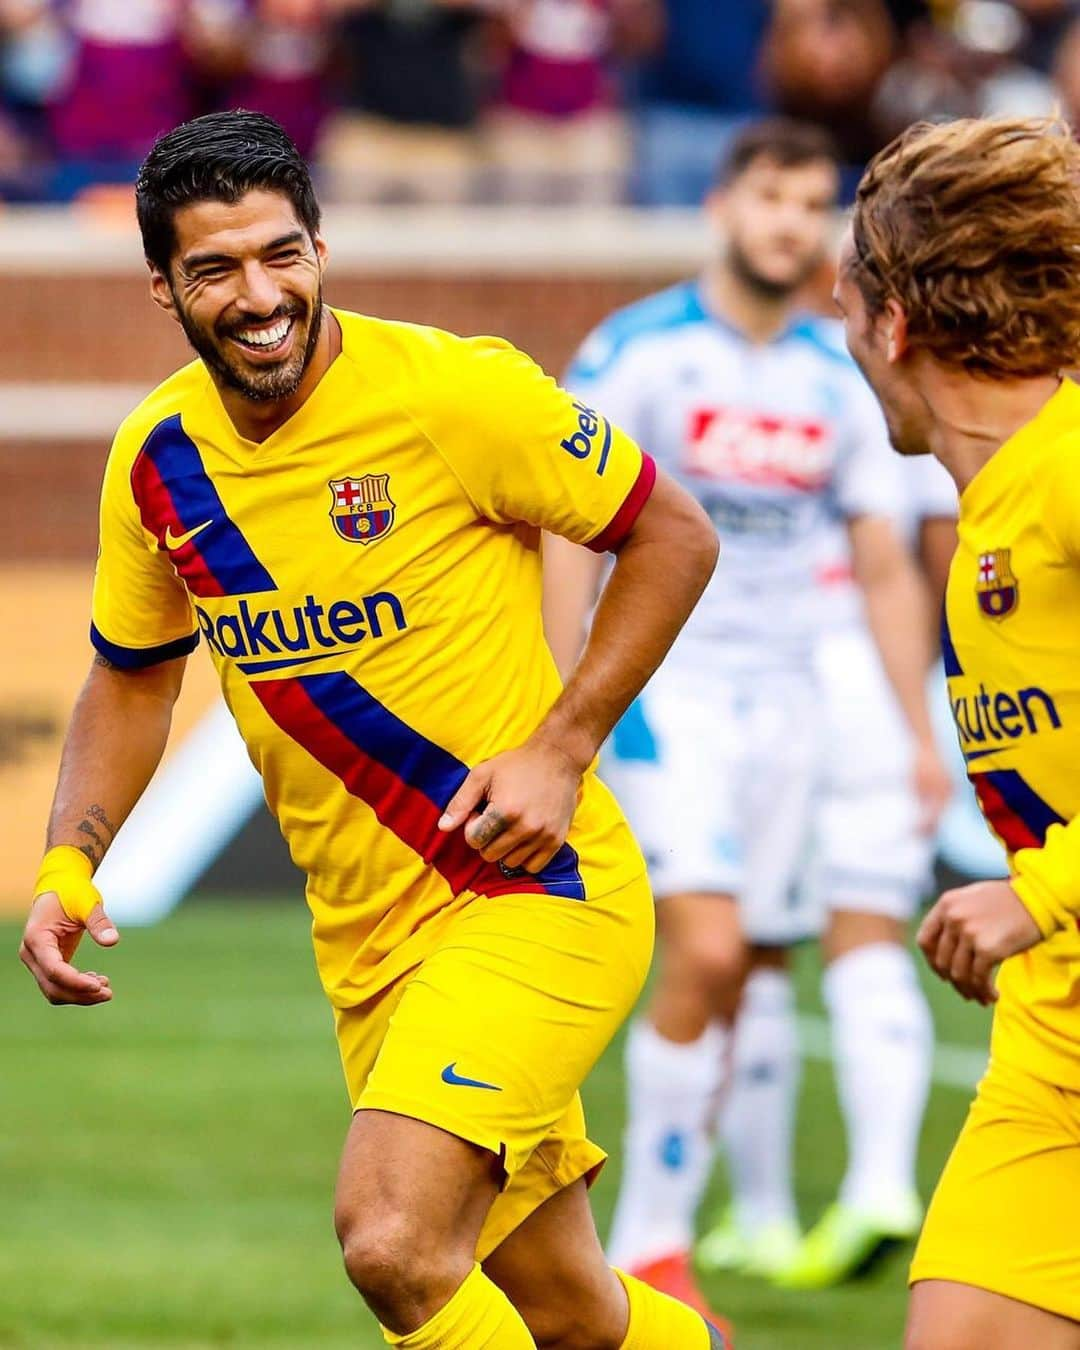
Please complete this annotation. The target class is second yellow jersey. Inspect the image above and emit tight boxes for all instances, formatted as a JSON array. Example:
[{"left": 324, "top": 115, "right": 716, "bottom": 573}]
[
  {"left": 944, "top": 379, "right": 1080, "bottom": 1089},
  {"left": 91, "top": 310, "right": 650, "bottom": 1005}
]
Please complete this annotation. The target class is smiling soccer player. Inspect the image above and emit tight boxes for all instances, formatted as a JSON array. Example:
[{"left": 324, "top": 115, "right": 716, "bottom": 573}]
[
  {"left": 835, "top": 115, "right": 1080, "bottom": 1350},
  {"left": 19, "top": 112, "right": 729, "bottom": 1350}
]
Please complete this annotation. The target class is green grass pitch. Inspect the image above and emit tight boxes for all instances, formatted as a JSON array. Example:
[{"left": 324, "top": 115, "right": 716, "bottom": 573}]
[{"left": 1, "top": 900, "right": 991, "bottom": 1349}]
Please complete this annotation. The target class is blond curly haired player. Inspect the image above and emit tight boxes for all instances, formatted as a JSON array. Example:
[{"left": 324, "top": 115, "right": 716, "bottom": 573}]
[{"left": 835, "top": 115, "right": 1080, "bottom": 1350}]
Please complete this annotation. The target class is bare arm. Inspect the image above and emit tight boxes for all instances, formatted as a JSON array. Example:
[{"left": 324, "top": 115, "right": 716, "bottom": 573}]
[
  {"left": 20, "top": 652, "right": 186, "bottom": 1005},
  {"left": 918, "top": 514, "right": 958, "bottom": 613},
  {"left": 541, "top": 532, "right": 606, "bottom": 680},
  {"left": 849, "top": 513, "right": 951, "bottom": 830},
  {"left": 534, "top": 471, "right": 718, "bottom": 770},
  {"left": 440, "top": 470, "right": 718, "bottom": 871}
]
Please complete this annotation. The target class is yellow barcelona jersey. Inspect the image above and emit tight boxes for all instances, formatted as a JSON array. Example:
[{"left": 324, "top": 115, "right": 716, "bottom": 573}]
[
  {"left": 943, "top": 378, "right": 1080, "bottom": 1088},
  {"left": 91, "top": 310, "right": 650, "bottom": 1005}
]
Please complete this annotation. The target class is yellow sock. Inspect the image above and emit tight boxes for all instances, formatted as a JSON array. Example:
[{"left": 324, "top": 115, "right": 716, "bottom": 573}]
[
  {"left": 381, "top": 1263, "right": 535, "bottom": 1348},
  {"left": 614, "top": 1269, "right": 724, "bottom": 1350}
]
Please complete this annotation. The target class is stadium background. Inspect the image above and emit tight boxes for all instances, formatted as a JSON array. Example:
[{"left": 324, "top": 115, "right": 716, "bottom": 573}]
[{"left": 0, "top": 1, "right": 1053, "bottom": 1345}]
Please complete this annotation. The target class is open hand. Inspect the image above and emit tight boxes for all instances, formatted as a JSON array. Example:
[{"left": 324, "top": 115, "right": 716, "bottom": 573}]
[
  {"left": 916, "top": 879, "right": 1042, "bottom": 1006},
  {"left": 437, "top": 737, "right": 584, "bottom": 874},
  {"left": 19, "top": 892, "right": 119, "bottom": 1007}
]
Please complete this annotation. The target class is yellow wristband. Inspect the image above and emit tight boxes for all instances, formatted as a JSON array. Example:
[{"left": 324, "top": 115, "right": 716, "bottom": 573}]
[{"left": 33, "top": 845, "right": 102, "bottom": 925}]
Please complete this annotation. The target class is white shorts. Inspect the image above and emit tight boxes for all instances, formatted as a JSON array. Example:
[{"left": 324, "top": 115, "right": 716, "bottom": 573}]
[
  {"left": 809, "top": 627, "right": 932, "bottom": 921},
  {"left": 602, "top": 662, "right": 820, "bottom": 946}
]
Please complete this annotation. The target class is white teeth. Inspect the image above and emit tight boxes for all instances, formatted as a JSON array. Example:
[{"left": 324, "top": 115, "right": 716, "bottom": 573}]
[{"left": 236, "top": 318, "right": 291, "bottom": 347}]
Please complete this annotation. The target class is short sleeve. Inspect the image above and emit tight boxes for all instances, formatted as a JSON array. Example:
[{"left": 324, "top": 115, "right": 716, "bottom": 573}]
[
  {"left": 90, "top": 430, "right": 199, "bottom": 668},
  {"left": 424, "top": 336, "right": 655, "bottom": 552},
  {"left": 830, "top": 374, "right": 907, "bottom": 521}
]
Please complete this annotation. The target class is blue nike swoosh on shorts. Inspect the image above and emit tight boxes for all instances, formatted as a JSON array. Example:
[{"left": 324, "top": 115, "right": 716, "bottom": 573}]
[{"left": 441, "top": 1063, "right": 502, "bottom": 1091}]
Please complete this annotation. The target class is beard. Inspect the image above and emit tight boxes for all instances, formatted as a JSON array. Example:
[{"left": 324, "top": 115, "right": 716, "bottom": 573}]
[
  {"left": 174, "top": 284, "right": 324, "bottom": 403},
  {"left": 727, "top": 237, "right": 817, "bottom": 303}
]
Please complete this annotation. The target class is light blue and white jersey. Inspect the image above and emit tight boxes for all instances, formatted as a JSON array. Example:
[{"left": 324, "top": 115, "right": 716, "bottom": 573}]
[
  {"left": 567, "top": 280, "right": 904, "bottom": 671},
  {"left": 816, "top": 438, "right": 959, "bottom": 634}
]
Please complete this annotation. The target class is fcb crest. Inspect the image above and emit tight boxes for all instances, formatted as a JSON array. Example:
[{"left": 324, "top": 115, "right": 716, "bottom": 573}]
[
  {"left": 976, "top": 549, "right": 1019, "bottom": 620},
  {"left": 329, "top": 473, "right": 395, "bottom": 545}
]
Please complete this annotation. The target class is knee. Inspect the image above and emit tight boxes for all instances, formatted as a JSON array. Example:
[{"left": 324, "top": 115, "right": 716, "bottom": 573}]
[
  {"left": 673, "top": 933, "right": 747, "bottom": 1001},
  {"left": 335, "top": 1201, "right": 443, "bottom": 1310}
]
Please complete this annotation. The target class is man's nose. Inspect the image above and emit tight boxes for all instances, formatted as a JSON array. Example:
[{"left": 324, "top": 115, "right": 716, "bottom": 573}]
[{"left": 234, "top": 263, "right": 283, "bottom": 317}]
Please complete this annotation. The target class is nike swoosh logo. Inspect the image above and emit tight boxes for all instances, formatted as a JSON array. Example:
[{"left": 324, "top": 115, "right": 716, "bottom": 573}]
[
  {"left": 441, "top": 1063, "right": 502, "bottom": 1092},
  {"left": 163, "top": 520, "right": 213, "bottom": 550}
]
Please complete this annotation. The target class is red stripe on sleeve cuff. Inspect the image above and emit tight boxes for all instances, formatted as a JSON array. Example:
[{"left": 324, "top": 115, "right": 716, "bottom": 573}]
[{"left": 586, "top": 454, "right": 657, "bottom": 554}]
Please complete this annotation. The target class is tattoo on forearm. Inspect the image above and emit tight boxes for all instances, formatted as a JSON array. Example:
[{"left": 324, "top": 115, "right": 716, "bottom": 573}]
[
  {"left": 470, "top": 807, "right": 507, "bottom": 849},
  {"left": 73, "top": 805, "right": 117, "bottom": 866},
  {"left": 77, "top": 819, "right": 105, "bottom": 854},
  {"left": 86, "top": 804, "right": 117, "bottom": 840}
]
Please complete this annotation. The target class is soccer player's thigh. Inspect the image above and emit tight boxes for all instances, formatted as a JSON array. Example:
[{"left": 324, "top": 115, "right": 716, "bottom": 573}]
[
  {"left": 341, "top": 873, "right": 656, "bottom": 1262},
  {"left": 907, "top": 1060, "right": 1080, "bottom": 1348},
  {"left": 735, "top": 672, "right": 822, "bottom": 948},
  {"left": 813, "top": 629, "right": 929, "bottom": 942}
]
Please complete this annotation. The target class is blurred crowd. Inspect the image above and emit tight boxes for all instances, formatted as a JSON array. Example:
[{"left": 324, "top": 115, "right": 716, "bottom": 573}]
[{"left": 1, "top": 0, "right": 1078, "bottom": 207}]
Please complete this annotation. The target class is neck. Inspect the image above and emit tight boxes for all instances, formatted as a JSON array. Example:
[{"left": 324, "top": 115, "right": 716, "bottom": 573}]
[
  {"left": 217, "top": 307, "right": 341, "bottom": 444},
  {"left": 701, "top": 260, "right": 795, "bottom": 344},
  {"left": 916, "top": 361, "right": 1063, "bottom": 493}
]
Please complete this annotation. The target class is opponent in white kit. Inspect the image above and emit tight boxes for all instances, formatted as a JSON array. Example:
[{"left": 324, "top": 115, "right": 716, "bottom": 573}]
[{"left": 544, "top": 119, "right": 951, "bottom": 1304}]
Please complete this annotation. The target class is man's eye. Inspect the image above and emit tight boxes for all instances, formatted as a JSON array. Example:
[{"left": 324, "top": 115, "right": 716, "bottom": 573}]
[{"left": 271, "top": 250, "right": 301, "bottom": 264}]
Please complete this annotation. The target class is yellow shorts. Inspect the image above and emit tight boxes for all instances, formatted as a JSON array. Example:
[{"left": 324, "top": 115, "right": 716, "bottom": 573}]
[
  {"left": 334, "top": 873, "right": 654, "bottom": 1260},
  {"left": 911, "top": 1055, "right": 1080, "bottom": 1321}
]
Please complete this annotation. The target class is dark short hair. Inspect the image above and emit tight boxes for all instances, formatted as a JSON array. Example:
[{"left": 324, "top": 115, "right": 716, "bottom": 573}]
[
  {"left": 718, "top": 118, "right": 839, "bottom": 185},
  {"left": 135, "top": 110, "right": 321, "bottom": 275}
]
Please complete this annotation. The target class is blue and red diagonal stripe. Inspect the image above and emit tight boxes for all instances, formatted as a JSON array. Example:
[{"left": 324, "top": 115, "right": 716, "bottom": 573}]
[
  {"left": 970, "top": 768, "right": 1066, "bottom": 853},
  {"left": 251, "top": 670, "right": 586, "bottom": 900},
  {"left": 131, "top": 414, "right": 276, "bottom": 598}
]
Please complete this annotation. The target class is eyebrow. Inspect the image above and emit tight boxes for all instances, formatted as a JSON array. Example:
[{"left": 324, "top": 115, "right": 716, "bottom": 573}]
[{"left": 181, "top": 231, "right": 307, "bottom": 272}]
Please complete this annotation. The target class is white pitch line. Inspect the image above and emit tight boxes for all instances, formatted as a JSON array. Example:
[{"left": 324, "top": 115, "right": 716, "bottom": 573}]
[{"left": 798, "top": 1014, "right": 988, "bottom": 1093}]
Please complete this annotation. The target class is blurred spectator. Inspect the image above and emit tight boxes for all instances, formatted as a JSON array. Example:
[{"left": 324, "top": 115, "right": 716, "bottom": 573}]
[
  {"left": 481, "top": 0, "right": 661, "bottom": 205},
  {"left": 1011, "top": 0, "right": 1077, "bottom": 70},
  {"left": 764, "top": 0, "right": 898, "bottom": 195},
  {"left": 0, "top": 0, "right": 69, "bottom": 198},
  {"left": 45, "top": 1, "right": 237, "bottom": 202},
  {"left": 319, "top": 0, "right": 487, "bottom": 205},
  {"left": 204, "top": 0, "right": 335, "bottom": 160},
  {"left": 628, "top": 0, "right": 772, "bottom": 206},
  {"left": 874, "top": 0, "right": 1054, "bottom": 147}
]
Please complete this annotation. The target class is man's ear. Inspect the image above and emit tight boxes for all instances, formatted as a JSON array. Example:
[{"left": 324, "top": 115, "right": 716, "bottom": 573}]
[
  {"left": 314, "top": 231, "right": 329, "bottom": 277},
  {"left": 884, "top": 298, "right": 909, "bottom": 363},
  {"left": 148, "top": 261, "right": 179, "bottom": 322}
]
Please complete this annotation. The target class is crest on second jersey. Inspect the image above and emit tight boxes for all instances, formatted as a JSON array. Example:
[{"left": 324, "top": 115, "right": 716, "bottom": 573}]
[
  {"left": 976, "top": 548, "right": 1019, "bottom": 620},
  {"left": 329, "top": 473, "right": 395, "bottom": 545}
]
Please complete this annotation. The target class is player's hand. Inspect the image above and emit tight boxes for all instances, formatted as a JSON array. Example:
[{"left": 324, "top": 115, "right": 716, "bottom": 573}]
[
  {"left": 437, "top": 737, "right": 584, "bottom": 874},
  {"left": 912, "top": 736, "right": 952, "bottom": 834},
  {"left": 916, "top": 880, "right": 1042, "bottom": 1006},
  {"left": 19, "top": 892, "right": 119, "bottom": 1007}
]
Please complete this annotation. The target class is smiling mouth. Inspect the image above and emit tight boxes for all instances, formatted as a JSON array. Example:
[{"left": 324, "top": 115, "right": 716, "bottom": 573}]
[{"left": 229, "top": 315, "right": 297, "bottom": 356}]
